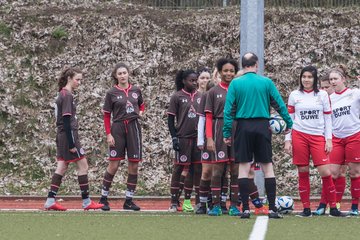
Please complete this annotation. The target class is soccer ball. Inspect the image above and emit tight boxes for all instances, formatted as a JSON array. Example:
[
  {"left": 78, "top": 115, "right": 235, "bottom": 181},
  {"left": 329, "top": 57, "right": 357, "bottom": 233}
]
[
  {"left": 276, "top": 196, "right": 294, "bottom": 214},
  {"left": 269, "top": 114, "right": 287, "bottom": 134}
]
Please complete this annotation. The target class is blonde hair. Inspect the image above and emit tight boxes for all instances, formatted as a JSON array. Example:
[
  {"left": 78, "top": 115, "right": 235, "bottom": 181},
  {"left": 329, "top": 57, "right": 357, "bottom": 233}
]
[{"left": 328, "top": 64, "right": 349, "bottom": 79}]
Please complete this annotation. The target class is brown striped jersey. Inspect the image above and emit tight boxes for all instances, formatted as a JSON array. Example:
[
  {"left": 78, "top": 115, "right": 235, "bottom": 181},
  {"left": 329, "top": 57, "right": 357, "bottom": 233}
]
[
  {"left": 103, "top": 85, "right": 144, "bottom": 122},
  {"left": 167, "top": 89, "right": 202, "bottom": 138},
  {"left": 55, "top": 88, "right": 78, "bottom": 132},
  {"left": 205, "top": 83, "right": 229, "bottom": 118}
]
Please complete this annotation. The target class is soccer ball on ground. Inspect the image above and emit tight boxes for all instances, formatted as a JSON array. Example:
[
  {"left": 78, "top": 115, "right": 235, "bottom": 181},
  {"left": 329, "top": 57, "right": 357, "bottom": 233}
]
[
  {"left": 275, "top": 196, "right": 294, "bottom": 214},
  {"left": 269, "top": 114, "right": 287, "bottom": 134}
]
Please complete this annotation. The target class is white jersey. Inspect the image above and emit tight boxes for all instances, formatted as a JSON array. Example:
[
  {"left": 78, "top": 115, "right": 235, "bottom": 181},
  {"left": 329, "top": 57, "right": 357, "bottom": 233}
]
[
  {"left": 285, "top": 89, "right": 332, "bottom": 141},
  {"left": 330, "top": 88, "right": 360, "bottom": 138}
]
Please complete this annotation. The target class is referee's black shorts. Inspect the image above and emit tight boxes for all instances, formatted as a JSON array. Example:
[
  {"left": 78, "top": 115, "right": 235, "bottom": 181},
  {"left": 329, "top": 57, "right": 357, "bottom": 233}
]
[{"left": 234, "top": 118, "right": 272, "bottom": 163}]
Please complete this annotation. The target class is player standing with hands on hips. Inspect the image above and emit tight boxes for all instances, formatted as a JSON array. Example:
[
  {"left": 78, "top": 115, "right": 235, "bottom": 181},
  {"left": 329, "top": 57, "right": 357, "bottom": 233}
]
[{"left": 223, "top": 53, "right": 293, "bottom": 219}]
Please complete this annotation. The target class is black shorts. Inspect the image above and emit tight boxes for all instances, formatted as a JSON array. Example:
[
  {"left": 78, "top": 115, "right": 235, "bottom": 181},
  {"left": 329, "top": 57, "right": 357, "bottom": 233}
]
[
  {"left": 109, "top": 119, "right": 142, "bottom": 162},
  {"left": 175, "top": 138, "right": 201, "bottom": 165},
  {"left": 56, "top": 130, "right": 85, "bottom": 163},
  {"left": 234, "top": 119, "right": 272, "bottom": 163}
]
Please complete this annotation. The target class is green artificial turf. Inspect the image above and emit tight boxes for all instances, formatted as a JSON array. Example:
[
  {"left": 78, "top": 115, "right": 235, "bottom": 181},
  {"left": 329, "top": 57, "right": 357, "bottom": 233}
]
[
  {"left": 0, "top": 212, "right": 254, "bottom": 240},
  {"left": 0, "top": 212, "right": 358, "bottom": 240},
  {"left": 267, "top": 215, "right": 359, "bottom": 240}
]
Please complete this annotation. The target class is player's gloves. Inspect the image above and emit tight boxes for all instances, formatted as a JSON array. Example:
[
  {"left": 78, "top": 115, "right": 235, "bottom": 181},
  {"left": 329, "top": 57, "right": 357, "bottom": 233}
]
[{"left": 172, "top": 137, "right": 180, "bottom": 151}]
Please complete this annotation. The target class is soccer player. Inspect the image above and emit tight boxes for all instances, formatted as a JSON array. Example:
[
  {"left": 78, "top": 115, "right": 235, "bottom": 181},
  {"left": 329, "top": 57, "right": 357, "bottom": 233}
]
[
  {"left": 44, "top": 67, "right": 104, "bottom": 211},
  {"left": 284, "top": 66, "right": 346, "bottom": 217},
  {"left": 326, "top": 68, "right": 360, "bottom": 216},
  {"left": 314, "top": 73, "right": 347, "bottom": 215},
  {"left": 223, "top": 53, "right": 292, "bottom": 219},
  {"left": 205, "top": 58, "right": 241, "bottom": 216},
  {"left": 168, "top": 69, "right": 202, "bottom": 212},
  {"left": 197, "top": 80, "right": 215, "bottom": 214},
  {"left": 99, "top": 63, "right": 144, "bottom": 211}
]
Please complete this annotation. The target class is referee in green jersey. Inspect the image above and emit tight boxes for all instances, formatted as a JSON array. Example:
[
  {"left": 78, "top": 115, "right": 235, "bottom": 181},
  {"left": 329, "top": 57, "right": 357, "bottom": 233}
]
[{"left": 223, "top": 53, "right": 293, "bottom": 219}]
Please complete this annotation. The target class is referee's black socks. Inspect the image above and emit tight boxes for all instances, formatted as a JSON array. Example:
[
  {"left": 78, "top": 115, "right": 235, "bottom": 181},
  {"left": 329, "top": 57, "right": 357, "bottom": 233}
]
[
  {"left": 238, "top": 178, "right": 249, "bottom": 211},
  {"left": 265, "top": 177, "right": 277, "bottom": 212}
]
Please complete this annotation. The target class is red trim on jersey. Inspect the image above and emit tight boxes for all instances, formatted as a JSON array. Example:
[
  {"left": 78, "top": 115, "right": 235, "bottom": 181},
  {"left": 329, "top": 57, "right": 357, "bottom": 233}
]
[
  {"left": 181, "top": 89, "right": 198, "bottom": 102},
  {"left": 323, "top": 111, "right": 332, "bottom": 114},
  {"left": 103, "top": 112, "right": 111, "bottom": 135},
  {"left": 303, "top": 89, "right": 314, "bottom": 93},
  {"left": 287, "top": 105, "right": 295, "bottom": 113},
  {"left": 219, "top": 82, "right": 229, "bottom": 91},
  {"left": 103, "top": 110, "right": 111, "bottom": 113},
  {"left": 205, "top": 112, "right": 213, "bottom": 138},
  {"left": 167, "top": 112, "right": 176, "bottom": 116},
  {"left": 115, "top": 84, "right": 132, "bottom": 97},
  {"left": 139, "top": 103, "right": 145, "bottom": 112},
  {"left": 60, "top": 88, "right": 69, "bottom": 96},
  {"left": 335, "top": 87, "right": 349, "bottom": 95}
]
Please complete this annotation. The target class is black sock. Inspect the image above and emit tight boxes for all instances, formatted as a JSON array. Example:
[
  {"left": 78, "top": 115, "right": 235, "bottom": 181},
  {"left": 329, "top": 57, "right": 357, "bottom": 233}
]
[
  {"left": 265, "top": 177, "right": 276, "bottom": 212},
  {"left": 238, "top": 178, "right": 249, "bottom": 211}
]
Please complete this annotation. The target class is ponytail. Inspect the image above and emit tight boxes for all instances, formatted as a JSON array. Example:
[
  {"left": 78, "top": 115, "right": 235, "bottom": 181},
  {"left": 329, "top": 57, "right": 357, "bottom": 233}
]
[{"left": 58, "top": 66, "right": 82, "bottom": 91}]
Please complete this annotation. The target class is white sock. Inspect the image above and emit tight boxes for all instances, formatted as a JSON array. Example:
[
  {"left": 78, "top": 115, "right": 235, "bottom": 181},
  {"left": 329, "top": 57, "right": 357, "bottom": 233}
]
[
  {"left": 82, "top": 198, "right": 91, "bottom": 208},
  {"left": 44, "top": 198, "right": 55, "bottom": 208}
]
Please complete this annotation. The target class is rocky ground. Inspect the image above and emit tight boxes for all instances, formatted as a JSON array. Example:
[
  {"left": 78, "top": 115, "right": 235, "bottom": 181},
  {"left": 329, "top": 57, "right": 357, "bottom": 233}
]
[{"left": 0, "top": 0, "right": 359, "bottom": 196}]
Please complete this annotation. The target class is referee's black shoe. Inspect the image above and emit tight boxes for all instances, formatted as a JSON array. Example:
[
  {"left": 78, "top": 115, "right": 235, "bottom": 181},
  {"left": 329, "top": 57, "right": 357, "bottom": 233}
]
[
  {"left": 268, "top": 210, "right": 283, "bottom": 219},
  {"left": 240, "top": 210, "right": 251, "bottom": 219}
]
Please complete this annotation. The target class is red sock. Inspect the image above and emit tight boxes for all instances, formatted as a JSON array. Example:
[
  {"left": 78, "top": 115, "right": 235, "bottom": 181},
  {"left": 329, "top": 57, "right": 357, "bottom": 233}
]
[
  {"left": 322, "top": 175, "right": 336, "bottom": 208},
  {"left": 298, "top": 172, "right": 310, "bottom": 208},
  {"left": 319, "top": 183, "right": 327, "bottom": 205},
  {"left": 351, "top": 177, "right": 360, "bottom": 203},
  {"left": 334, "top": 176, "right": 346, "bottom": 203}
]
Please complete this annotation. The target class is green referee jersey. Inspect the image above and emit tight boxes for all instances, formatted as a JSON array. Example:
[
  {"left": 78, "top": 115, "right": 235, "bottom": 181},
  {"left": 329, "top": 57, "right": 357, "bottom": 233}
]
[{"left": 223, "top": 72, "right": 293, "bottom": 138}]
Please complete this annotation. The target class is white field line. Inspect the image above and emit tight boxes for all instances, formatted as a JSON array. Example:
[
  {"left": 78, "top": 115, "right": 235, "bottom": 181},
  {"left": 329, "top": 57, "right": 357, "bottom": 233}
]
[{"left": 249, "top": 216, "right": 269, "bottom": 240}]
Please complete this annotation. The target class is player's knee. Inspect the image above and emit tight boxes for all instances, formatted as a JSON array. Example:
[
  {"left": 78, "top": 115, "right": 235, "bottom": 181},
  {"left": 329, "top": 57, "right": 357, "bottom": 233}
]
[
  {"left": 331, "top": 171, "right": 341, "bottom": 179},
  {"left": 77, "top": 163, "right": 89, "bottom": 175},
  {"left": 212, "top": 167, "right": 223, "bottom": 177},
  {"left": 174, "top": 164, "right": 184, "bottom": 175},
  {"left": 128, "top": 162, "right": 139, "bottom": 174},
  {"left": 349, "top": 167, "right": 360, "bottom": 178},
  {"left": 201, "top": 169, "right": 212, "bottom": 180}
]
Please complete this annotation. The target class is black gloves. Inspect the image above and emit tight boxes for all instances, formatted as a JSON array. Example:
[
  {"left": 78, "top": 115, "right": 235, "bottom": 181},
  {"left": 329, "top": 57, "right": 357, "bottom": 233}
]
[{"left": 172, "top": 137, "right": 180, "bottom": 151}]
